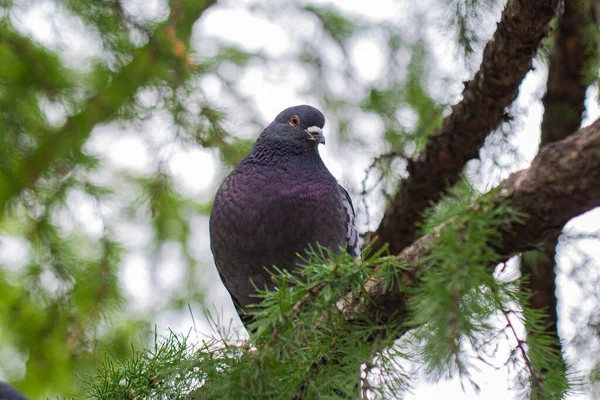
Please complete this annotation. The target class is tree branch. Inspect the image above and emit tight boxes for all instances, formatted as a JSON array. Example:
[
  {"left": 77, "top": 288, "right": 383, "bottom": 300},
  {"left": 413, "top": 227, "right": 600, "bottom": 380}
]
[
  {"left": 344, "top": 117, "right": 600, "bottom": 325},
  {"left": 540, "top": 0, "right": 595, "bottom": 145},
  {"left": 0, "top": 0, "right": 216, "bottom": 215},
  {"left": 521, "top": 0, "right": 596, "bottom": 357},
  {"left": 373, "top": 0, "right": 561, "bottom": 254}
]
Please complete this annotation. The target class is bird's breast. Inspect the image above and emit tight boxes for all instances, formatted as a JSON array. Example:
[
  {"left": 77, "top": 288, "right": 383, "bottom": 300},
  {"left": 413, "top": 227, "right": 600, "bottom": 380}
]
[
  {"left": 213, "top": 170, "right": 345, "bottom": 244},
  {"left": 210, "top": 167, "right": 348, "bottom": 309},
  {"left": 278, "top": 182, "right": 326, "bottom": 199}
]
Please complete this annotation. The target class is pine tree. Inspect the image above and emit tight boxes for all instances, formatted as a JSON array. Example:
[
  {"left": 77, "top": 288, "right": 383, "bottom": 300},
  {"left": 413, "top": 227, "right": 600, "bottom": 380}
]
[{"left": 0, "top": 0, "right": 599, "bottom": 398}]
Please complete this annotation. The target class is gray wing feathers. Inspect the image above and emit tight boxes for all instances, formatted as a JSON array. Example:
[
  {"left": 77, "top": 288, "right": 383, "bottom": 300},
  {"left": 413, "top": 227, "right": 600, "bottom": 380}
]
[{"left": 338, "top": 185, "right": 360, "bottom": 258}]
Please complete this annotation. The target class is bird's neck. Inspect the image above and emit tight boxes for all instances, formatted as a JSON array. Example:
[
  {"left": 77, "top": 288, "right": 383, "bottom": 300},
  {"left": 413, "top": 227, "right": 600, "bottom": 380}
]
[{"left": 245, "top": 140, "right": 325, "bottom": 169}]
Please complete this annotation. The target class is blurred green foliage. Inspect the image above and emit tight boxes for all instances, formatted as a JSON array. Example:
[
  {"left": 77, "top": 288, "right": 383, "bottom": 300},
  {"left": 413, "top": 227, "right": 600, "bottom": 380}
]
[
  {"left": 0, "top": 0, "right": 598, "bottom": 398},
  {"left": 0, "top": 0, "right": 238, "bottom": 396}
]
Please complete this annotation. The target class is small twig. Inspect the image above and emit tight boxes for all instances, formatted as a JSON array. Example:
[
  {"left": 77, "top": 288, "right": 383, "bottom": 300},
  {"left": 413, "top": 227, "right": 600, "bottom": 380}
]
[
  {"left": 272, "top": 282, "right": 327, "bottom": 341},
  {"left": 501, "top": 308, "right": 543, "bottom": 390},
  {"left": 292, "top": 354, "right": 331, "bottom": 400},
  {"left": 360, "top": 151, "right": 407, "bottom": 228}
]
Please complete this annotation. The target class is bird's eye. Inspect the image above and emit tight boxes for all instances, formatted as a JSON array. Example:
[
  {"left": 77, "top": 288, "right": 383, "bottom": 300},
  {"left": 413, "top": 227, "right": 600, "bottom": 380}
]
[{"left": 289, "top": 115, "right": 300, "bottom": 126}]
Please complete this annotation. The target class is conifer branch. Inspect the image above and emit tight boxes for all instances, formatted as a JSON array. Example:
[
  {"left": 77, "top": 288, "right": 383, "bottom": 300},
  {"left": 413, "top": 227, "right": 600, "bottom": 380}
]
[
  {"left": 502, "top": 309, "right": 543, "bottom": 391},
  {"left": 374, "top": 0, "right": 561, "bottom": 254},
  {"left": 292, "top": 355, "right": 330, "bottom": 400},
  {"left": 521, "top": 0, "right": 597, "bottom": 359},
  {"left": 344, "top": 117, "right": 600, "bottom": 326},
  {"left": 0, "top": 0, "right": 216, "bottom": 215},
  {"left": 272, "top": 282, "right": 327, "bottom": 341}
]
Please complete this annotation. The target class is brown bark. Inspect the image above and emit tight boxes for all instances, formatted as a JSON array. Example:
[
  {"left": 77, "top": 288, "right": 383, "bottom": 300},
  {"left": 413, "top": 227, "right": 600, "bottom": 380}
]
[
  {"left": 521, "top": 0, "right": 596, "bottom": 356},
  {"left": 373, "top": 0, "right": 561, "bottom": 255},
  {"left": 344, "top": 118, "right": 600, "bottom": 325},
  {"left": 540, "top": 1, "right": 593, "bottom": 145}
]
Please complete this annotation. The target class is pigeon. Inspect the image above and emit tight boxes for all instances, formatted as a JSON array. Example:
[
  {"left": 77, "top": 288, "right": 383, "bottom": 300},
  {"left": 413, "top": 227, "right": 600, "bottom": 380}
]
[
  {"left": 209, "top": 105, "right": 359, "bottom": 325},
  {"left": 0, "top": 382, "right": 27, "bottom": 400}
]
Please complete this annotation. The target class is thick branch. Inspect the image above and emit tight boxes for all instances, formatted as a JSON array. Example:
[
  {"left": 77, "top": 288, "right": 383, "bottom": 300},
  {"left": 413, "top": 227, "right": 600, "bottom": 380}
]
[
  {"left": 541, "top": 1, "right": 594, "bottom": 144},
  {"left": 0, "top": 0, "right": 215, "bottom": 215},
  {"left": 374, "top": 0, "right": 560, "bottom": 254},
  {"left": 345, "top": 118, "right": 600, "bottom": 324},
  {"left": 522, "top": 0, "right": 596, "bottom": 356}
]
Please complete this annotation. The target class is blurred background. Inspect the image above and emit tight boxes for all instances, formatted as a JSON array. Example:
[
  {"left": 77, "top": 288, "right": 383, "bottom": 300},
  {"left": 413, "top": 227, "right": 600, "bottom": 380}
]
[{"left": 0, "top": 0, "right": 598, "bottom": 398}]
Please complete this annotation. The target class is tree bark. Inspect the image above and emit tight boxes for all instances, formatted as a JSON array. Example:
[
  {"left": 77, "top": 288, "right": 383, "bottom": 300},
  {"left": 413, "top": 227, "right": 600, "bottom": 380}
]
[
  {"left": 521, "top": 0, "right": 596, "bottom": 358},
  {"left": 344, "top": 118, "right": 600, "bottom": 326},
  {"left": 373, "top": 0, "right": 561, "bottom": 255}
]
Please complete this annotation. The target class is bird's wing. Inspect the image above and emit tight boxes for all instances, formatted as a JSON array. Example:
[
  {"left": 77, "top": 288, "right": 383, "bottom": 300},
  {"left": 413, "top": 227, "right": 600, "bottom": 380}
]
[
  {"left": 338, "top": 184, "right": 360, "bottom": 258},
  {"left": 0, "top": 381, "right": 28, "bottom": 400},
  {"left": 217, "top": 270, "right": 256, "bottom": 328}
]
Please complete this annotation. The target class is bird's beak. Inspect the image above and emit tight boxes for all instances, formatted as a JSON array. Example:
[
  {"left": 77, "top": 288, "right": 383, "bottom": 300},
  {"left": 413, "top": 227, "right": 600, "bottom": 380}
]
[{"left": 306, "top": 126, "right": 325, "bottom": 145}]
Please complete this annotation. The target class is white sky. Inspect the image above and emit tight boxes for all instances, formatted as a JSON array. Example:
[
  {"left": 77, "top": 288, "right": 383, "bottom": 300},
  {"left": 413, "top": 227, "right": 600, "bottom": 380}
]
[{"left": 3, "top": 0, "right": 600, "bottom": 398}]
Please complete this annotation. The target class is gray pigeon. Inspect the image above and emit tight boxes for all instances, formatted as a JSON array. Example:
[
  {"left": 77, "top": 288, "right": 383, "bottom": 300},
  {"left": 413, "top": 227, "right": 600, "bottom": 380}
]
[{"left": 209, "top": 105, "right": 359, "bottom": 325}]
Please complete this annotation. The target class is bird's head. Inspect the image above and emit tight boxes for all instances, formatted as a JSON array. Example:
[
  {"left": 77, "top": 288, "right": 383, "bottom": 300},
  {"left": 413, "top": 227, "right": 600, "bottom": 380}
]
[{"left": 258, "top": 105, "right": 326, "bottom": 148}]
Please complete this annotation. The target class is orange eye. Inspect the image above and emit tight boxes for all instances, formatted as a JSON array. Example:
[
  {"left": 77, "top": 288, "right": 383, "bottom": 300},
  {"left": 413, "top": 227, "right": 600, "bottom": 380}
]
[{"left": 289, "top": 115, "right": 300, "bottom": 126}]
